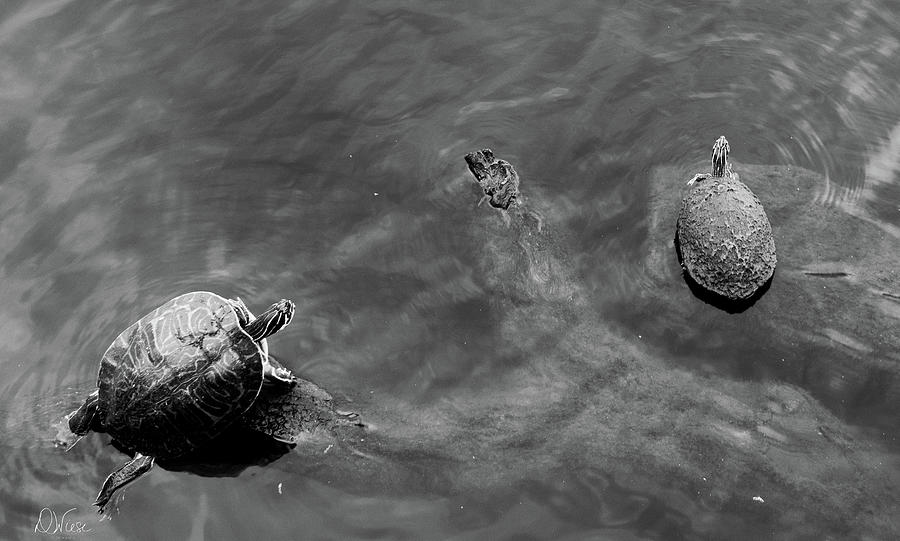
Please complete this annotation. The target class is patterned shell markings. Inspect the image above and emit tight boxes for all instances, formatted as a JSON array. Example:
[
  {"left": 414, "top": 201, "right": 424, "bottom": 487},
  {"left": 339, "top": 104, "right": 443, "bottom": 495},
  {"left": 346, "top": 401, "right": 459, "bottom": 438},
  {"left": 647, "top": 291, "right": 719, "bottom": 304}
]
[
  {"left": 676, "top": 177, "right": 777, "bottom": 300},
  {"left": 96, "top": 292, "right": 263, "bottom": 458}
]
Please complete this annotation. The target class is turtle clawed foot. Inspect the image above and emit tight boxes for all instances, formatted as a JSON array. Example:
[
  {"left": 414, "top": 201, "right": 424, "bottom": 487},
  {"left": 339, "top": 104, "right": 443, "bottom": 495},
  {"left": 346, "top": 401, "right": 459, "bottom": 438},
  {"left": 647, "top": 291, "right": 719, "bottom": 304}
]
[
  {"left": 263, "top": 362, "right": 298, "bottom": 387},
  {"left": 95, "top": 491, "right": 121, "bottom": 518},
  {"left": 267, "top": 372, "right": 297, "bottom": 388},
  {"left": 274, "top": 365, "right": 298, "bottom": 387},
  {"left": 264, "top": 356, "right": 298, "bottom": 387},
  {"left": 687, "top": 173, "right": 707, "bottom": 186},
  {"left": 94, "top": 497, "right": 111, "bottom": 515}
]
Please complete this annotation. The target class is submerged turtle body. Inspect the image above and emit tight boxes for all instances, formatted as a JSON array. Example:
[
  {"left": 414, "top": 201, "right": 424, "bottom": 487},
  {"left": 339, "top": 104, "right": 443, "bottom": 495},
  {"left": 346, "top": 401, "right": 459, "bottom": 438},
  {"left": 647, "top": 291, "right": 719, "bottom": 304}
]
[
  {"left": 676, "top": 137, "right": 777, "bottom": 301},
  {"left": 65, "top": 291, "right": 297, "bottom": 512}
]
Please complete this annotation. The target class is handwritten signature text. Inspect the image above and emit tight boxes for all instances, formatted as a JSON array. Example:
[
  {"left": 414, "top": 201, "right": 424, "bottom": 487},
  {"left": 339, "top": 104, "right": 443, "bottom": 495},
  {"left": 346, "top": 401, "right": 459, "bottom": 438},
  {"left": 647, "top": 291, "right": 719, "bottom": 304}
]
[{"left": 34, "top": 507, "right": 92, "bottom": 535}]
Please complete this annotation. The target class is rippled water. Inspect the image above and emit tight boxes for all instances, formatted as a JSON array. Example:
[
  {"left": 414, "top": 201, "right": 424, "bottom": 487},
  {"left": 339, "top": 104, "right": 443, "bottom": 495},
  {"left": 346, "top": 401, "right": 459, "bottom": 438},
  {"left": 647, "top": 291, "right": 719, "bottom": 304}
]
[{"left": 1, "top": 1, "right": 899, "bottom": 540}]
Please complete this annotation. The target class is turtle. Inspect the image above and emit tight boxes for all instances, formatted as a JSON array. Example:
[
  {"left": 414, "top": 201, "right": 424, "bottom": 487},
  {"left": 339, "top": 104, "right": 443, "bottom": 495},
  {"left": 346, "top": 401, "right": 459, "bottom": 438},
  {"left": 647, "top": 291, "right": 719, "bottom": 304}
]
[
  {"left": 63, "top": 291, "right": 298, "bottom": 512},
  {"left": 675, "top": 136, "right": 777, "bottom": 302},
  {"left": 464, "top": 148, "right": 545, "bottom": 233},
  {"left": 464, "top": 148, "right": 521, "bottom": 210}
]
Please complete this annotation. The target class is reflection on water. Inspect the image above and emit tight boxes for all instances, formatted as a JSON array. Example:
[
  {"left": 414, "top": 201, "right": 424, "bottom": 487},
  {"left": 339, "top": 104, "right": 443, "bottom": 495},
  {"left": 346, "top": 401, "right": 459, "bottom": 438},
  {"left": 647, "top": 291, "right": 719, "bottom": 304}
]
[{"left": 1, "top": 0, "right": 899, "bottom": 539}]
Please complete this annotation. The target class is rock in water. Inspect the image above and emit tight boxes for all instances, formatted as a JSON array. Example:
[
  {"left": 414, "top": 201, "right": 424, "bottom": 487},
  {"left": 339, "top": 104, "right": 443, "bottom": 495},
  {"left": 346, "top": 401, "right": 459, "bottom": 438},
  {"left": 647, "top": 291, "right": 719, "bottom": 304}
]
[
  {"left": 645, "top": 159, "right": 900, "bottom": 429},
  {"left": 239, "top": 376, "right": 362, "bottom": 445},
  {"left": 676, "top": 175, "right": 777, "bottom": 301},
  {"left": 464, "top": 148, "right": 520, "bottom": 209}
]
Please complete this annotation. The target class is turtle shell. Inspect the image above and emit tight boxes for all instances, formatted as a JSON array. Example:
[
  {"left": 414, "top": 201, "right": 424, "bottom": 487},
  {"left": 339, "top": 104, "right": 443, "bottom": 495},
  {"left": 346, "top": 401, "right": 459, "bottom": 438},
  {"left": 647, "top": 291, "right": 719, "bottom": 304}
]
[
  {"left": 96, "top": 291, "right": 264, "bottom": 458},
  {"left": 676, "top": 176, "right": 777, "bottom": 300}
]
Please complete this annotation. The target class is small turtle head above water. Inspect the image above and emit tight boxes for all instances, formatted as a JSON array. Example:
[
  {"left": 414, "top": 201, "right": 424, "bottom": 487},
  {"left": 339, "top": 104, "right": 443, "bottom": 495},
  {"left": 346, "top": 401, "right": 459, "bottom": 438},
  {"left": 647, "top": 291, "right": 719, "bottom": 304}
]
[
  {"left": 688, "top": 135, "right": 736, "bottom": 185},
  {"left": 710, "top": 135, "right": 730, "bottom": 178},
  {"left": 464, "top": 148, "right": 521, "bottom": 210}
]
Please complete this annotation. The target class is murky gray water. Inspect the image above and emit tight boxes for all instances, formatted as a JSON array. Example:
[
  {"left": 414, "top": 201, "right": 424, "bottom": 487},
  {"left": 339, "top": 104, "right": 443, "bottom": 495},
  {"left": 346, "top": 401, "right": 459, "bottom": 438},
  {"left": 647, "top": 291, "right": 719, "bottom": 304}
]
[{"left": 1, "top": 1, "right": 899, "bottom": 539}]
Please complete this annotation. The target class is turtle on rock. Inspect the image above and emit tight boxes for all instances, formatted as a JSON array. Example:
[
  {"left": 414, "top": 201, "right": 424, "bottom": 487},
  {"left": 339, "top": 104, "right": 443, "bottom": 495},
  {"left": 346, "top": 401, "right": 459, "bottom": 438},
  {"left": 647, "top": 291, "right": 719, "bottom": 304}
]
[
  {"left": 62, "top": 291, "right": 298, "bottom": 513},
  {"left": 676, "top": 136, "right": 777, "bottom": 305}
]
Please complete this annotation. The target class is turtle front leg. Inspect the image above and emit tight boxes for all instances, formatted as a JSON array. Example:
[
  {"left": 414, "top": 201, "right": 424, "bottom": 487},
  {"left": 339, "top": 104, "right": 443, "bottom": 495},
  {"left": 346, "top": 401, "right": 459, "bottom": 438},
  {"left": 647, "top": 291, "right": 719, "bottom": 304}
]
[
  {"left": 263, "top": 357, "right": 297, "bottom": 387},
  {"left": 95, "top": 454, "right": 155, "bottom": 514},
  {"left": 687, "top": 172, "right": 708, "bottom": 186}
]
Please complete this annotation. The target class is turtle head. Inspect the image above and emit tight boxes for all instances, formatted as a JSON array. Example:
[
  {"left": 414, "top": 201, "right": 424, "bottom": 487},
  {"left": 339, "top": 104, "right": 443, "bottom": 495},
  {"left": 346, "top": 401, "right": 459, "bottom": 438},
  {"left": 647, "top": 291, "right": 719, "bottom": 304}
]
[
  {"left": 244, "top": 299, "right": 295, "bottom": 342},
  {"left": 711, "top": 136, "right": 730, "bottom": 177}
]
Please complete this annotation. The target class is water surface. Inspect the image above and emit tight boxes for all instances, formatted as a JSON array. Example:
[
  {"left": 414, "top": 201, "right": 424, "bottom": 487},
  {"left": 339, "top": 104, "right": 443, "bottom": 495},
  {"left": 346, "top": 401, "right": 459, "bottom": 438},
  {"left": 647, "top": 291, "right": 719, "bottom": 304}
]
[{"left": 1, "top": 1, "right": 899, "bottom": 540}]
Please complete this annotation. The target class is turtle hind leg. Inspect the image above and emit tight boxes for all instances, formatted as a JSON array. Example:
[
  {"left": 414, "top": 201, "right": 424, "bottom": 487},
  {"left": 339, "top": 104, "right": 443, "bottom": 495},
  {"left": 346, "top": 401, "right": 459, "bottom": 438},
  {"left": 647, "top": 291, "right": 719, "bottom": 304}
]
[
  {"left": 95, "top": 454, "right": 155, "bottom": 514},
  {"left": 68, "top": 390, "right": 100, "bottom": 435}
]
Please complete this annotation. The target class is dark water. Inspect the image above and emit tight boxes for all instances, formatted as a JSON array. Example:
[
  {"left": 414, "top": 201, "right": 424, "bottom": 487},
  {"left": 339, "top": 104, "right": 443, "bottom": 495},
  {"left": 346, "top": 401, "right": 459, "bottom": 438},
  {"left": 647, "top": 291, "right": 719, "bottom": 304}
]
[{"left": 1, "top": 1, "right": 899, "bottom": 539}]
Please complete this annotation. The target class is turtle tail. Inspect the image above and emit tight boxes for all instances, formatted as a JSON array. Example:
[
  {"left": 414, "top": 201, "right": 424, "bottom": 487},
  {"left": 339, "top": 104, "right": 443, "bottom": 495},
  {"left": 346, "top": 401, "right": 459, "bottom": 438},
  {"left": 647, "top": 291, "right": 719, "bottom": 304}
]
[{"left": 95, "top": 454, "right": 155, "bottom": 514}]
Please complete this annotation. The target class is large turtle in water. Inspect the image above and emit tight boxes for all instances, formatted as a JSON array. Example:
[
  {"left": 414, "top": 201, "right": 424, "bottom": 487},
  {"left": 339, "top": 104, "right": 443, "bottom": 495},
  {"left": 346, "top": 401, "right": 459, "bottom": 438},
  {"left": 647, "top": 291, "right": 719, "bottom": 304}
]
[
  {"left": 676, "top": 136, "right": 777, "bottom": 303},
  {"left": 63, "top": 291, "right": 299, "bottom": 512}
]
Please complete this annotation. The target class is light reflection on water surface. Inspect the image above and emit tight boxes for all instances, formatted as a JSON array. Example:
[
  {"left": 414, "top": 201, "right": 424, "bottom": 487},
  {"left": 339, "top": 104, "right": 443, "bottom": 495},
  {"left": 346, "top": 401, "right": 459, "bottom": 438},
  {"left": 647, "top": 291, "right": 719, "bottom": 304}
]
[{"left": 1, "top": 1, "right": 899, "bottom": 539}]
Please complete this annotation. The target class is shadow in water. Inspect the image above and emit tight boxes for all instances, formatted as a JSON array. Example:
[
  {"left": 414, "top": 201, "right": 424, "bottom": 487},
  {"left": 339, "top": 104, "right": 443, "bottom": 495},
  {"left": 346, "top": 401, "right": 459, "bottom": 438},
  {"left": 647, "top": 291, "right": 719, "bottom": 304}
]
[
  {"left": 673, "top": 232, "right": 773, "bottom": 314},
  {"left": 112, "top": 425, "right": 293, "bottom": 478}
]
